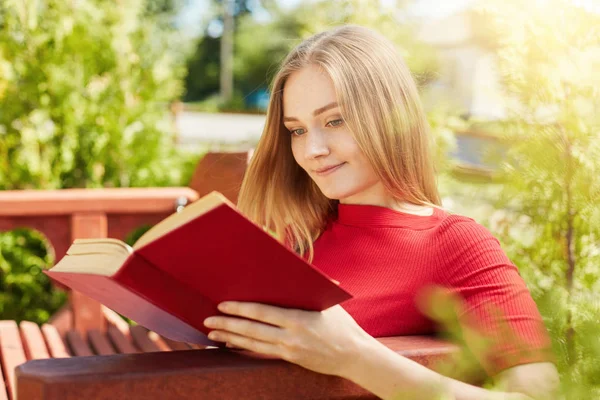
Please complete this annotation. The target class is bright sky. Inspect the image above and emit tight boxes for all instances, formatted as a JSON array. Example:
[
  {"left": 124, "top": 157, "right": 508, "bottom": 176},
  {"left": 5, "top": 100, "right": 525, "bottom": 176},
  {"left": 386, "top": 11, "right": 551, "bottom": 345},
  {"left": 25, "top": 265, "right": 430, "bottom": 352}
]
[{"left": 177, "top": 0, "right": 600, "bottom": 37}]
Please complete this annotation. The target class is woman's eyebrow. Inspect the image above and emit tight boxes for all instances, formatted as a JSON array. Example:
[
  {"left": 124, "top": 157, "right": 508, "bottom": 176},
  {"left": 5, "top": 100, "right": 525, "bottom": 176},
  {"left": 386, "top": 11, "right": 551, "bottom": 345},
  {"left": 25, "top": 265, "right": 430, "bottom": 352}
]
[{"left": 283, "top": 102, "right": 339, "bottom": 122}]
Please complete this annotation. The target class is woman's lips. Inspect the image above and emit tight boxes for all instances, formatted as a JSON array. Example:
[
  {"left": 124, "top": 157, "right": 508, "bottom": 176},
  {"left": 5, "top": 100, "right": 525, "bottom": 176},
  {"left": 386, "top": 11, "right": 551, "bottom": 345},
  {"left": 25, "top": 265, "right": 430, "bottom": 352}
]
[{"left": 314, "top": 162, "right": 346, "bottom": 176}]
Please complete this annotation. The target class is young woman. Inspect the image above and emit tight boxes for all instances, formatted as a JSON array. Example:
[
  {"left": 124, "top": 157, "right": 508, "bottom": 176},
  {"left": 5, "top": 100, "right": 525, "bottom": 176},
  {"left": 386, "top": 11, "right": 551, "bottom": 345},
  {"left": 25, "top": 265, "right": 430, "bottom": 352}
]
[{"left": 203, "top": 25, "right": 559, "bottom": 399}]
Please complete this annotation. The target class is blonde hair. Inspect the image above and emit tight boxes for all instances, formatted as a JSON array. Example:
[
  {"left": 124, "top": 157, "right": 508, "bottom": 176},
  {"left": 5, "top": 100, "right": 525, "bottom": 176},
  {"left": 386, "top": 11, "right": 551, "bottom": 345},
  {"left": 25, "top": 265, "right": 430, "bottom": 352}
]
[{"left": 238, "top": 25, "right": 440, "bottom": 261}]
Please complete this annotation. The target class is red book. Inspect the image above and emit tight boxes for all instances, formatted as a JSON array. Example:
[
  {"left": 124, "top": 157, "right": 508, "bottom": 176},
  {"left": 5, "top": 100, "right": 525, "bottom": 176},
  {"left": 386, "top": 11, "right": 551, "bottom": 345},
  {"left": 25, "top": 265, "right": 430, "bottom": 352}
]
[{"left": 45, "top": 192, "right": 352, "bottom": 345}]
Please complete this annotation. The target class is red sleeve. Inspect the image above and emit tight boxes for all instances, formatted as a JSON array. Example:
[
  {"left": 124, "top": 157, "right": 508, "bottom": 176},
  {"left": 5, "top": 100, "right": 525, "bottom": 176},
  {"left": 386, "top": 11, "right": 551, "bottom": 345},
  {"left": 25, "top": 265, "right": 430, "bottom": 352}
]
[{"left": 433, "top": 217, "right": 555, "bottom": 376}]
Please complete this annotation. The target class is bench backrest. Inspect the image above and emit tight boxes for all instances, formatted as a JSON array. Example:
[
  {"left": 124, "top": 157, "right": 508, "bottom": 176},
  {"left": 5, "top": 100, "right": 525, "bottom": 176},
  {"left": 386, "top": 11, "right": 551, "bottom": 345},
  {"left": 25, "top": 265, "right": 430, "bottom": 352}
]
[
  {"left": 0, "top": 187, "right": 199, "bottom": 337},
  {"left": 16, "top": 336, "right": 458, "bottom": 400}
]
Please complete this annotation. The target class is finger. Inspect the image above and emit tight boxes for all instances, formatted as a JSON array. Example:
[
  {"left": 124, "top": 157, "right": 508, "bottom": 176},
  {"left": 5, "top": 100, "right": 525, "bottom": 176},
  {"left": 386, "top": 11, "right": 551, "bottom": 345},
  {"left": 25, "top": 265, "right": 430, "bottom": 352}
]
[
  {"left": 217, "top": 301, "right": 305, "bottom": 328},
  {"left": 204, "top": 315, "right": 283, "bottom": 343},
  {"left": 208, "top": 330, "right": 281, "bottom": 358}
]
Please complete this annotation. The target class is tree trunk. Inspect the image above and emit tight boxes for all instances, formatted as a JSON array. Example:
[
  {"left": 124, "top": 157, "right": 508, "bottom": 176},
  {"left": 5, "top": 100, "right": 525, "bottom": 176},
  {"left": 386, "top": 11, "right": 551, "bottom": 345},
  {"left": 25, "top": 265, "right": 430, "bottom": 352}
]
[
  {"left": 220, "top": 0, "right": 234, "bottom": 103},
  {"left": 562, "top": 122, "right": 576, "bottom": 365}
]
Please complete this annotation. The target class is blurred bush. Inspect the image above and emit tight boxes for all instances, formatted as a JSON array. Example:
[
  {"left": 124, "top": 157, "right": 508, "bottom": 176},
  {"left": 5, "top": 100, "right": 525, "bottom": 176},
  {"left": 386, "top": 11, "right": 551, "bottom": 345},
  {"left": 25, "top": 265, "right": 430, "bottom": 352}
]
[
  {"left": 0, "top": 229, "right": 66, "bottom": 324},
  {"left": 461, "top": 1, "right": 600, "bottom": 397},
  {"left": 0, "top": 0, "right": 200, "bottom": 323},
  {"left": 0, "top": 0, "right": 195, "bottom": 189}
]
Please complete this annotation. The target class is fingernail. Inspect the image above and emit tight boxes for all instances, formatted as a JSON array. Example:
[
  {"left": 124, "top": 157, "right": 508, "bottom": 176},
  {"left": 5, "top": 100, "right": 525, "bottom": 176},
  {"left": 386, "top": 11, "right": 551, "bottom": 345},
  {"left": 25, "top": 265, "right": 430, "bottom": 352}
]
[
  {"left": 208, "top": 332, "right": 218, "bottom": 340},
  {"left": 218, "top": 302, "right": 230, "bottom": 312},
  {"left": 204, "top": 318, "right": 215, "bottom": 327}
]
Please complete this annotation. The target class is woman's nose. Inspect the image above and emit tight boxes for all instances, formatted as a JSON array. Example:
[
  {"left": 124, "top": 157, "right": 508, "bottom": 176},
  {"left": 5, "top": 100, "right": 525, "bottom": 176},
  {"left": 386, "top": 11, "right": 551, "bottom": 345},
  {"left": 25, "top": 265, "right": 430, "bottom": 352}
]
[{"left": 305, "top": 130, "right": 330, "bottom": 159}]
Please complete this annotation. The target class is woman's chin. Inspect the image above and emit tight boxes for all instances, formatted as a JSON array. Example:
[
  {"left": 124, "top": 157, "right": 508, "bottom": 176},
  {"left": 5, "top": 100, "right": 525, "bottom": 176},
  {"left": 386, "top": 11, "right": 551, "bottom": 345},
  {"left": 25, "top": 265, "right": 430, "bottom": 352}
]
[{"left": 318, "top": 188, "right": 357, "bottom": 202}]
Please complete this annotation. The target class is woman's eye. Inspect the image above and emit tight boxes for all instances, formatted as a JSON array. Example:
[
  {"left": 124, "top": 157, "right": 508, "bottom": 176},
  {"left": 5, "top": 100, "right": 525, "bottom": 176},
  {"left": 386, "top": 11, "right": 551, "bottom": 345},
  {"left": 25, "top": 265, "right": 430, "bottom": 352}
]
[
  {"left": 290, "top": 128, "right": 306, "bottom": 136},
  {"left": 326, "top": 119, "right": 344, "bottom": 127}
]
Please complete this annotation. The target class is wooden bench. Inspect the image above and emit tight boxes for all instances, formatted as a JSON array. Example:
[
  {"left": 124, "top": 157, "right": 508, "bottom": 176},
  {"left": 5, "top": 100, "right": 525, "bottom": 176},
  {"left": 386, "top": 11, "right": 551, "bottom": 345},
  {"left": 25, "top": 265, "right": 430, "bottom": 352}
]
[
  {"left": 0, "top": 187, "right": 203, "bottom": 399},
  {"left": 14, "top": 335, "right": 458, "bottom": 399},
  {"left": 0, "top": 314, "right": 209, "bottom": 400},
  {"left": 0, "top": 187, "right": 200, "bottom": 337},
  {"left": 0, "top": 152, "right": 463, "bottom": 399}
]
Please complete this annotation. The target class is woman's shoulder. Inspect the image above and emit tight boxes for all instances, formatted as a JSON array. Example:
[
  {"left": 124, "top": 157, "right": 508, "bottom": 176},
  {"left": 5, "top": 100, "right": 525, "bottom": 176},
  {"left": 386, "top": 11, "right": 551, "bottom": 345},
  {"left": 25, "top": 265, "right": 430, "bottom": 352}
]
[
  {"left": 433, "top": 210, "right": 502, "bottom": 250},
  {"left": 431, "top": 210, "right": 513, "bottom": 281}
]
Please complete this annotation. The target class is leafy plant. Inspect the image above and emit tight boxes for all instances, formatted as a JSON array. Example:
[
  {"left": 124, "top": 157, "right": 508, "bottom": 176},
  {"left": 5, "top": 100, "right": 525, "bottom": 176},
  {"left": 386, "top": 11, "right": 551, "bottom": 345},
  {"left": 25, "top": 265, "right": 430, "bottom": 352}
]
[
  {"left": 0, "top": 0, "right": 193, "bottom": 189},
  {"left": 463, "top": 1, "right": 600, "bottom": 397},
  {"left": 0, "top": 0, "right": 200, "bottom": 323},
  {"left": 0, "top": 229, "right": 67, "bottom": 324}
]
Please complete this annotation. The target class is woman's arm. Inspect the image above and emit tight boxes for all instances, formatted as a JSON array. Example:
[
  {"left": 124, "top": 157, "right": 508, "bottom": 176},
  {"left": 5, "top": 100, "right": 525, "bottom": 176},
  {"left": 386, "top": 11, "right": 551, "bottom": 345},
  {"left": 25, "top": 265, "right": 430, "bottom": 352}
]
[
  {"left": 343, "top": 336, "right": 558, "bottom": 400},
  {"left": 203, "top": 302, "right": 560, "bottom": 400}
]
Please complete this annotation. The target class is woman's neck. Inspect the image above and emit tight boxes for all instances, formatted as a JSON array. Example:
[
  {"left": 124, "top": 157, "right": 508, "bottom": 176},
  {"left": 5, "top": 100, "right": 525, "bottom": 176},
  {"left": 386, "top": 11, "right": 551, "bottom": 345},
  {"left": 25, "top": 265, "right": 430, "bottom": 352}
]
[{"left": 338, "top": 187, "right": 434, "bottom": 217}]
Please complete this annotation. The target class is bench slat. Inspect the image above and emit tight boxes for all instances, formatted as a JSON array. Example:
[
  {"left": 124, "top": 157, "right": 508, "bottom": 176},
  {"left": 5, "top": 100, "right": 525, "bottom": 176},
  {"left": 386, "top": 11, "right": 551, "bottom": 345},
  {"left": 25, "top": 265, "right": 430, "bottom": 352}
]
[
  {"left": 65, "top": 331, "right": 93, "bottom": 357},
  {"left": 88, "top": 330, "right": 116, "bottom": 356},
  {"left": 19, "top": 322, "right": 50, "bottom": 361},
  {"left": 0, "top": 353, "right": 8, "bottom": 400},
  {"left": 0, "top": 321, "right": 27, "bottom": 400},
  {"left": 40, "top": 324, "right": 70, "bottom": 358},
  {"left": 159, "top": 335, "right": 194, "bottom": 351},
  {"left": 102, "top": 306, "right": 131, "bottom": 337},
  {"left": 129, "top": 326, "right": 161, "bottom": 353},
  {"left": 0, "top": 373, "right": 7, "bottom": 400},
  {"left": 146, "top": 331, "right": 172, "bottom": 352},
  {"left": 187, "top": 343, "right": 208, "bottom": 350},
  {"left": 107, "top": 326, "right": 138, "bottom": 354}
]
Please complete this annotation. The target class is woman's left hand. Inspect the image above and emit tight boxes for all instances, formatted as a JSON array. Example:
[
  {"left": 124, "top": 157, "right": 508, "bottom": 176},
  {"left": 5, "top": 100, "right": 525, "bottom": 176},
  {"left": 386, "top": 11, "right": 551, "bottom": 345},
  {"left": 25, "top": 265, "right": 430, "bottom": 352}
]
[{"left": 203, "top": 302, "right": 375, "bottom": 378}]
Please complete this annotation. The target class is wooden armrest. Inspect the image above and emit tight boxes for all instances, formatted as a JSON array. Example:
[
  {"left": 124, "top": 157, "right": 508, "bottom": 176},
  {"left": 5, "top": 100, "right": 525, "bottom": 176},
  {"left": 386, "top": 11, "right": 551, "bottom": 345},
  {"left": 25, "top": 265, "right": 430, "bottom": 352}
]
[
  {"left": 16, "top": 336, "right": 457, "bottom": 400},
  {"left": 0, "top": 187, "right": 199, "bottom": 216}
]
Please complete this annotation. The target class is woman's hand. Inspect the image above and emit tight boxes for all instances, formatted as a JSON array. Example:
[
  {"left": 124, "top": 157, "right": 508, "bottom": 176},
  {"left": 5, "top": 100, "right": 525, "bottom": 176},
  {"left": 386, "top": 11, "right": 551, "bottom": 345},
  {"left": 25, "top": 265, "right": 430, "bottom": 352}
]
[{"left": 203, "top": 302, "right": 376, "bottom": 378}]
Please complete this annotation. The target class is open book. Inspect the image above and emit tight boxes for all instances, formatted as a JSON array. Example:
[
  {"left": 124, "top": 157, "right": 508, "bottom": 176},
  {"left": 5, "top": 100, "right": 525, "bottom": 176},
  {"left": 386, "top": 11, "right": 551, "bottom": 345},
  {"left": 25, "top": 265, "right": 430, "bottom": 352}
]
[{"left": 44, "top": 191, "right": 352, "bottom": 345}]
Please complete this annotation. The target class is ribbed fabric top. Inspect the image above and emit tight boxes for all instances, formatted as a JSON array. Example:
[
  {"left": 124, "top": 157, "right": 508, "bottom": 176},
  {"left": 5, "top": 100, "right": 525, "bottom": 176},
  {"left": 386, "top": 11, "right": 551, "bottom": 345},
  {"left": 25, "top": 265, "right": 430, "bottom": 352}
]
[{"left": 312, "top": 203, "right": 554, "bottom": 376}]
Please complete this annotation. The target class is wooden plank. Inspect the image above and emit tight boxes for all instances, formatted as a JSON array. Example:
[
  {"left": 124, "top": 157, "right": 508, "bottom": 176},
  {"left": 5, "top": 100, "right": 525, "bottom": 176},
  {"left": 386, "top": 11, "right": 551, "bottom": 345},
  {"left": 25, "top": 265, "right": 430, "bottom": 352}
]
[
  {"left": 159, "top": 335, "right": 194, "bottom": 351},
  {"left": 19, "top": 322, "right": 50, "bottom": 360},
  {"left": 0, "top": 321, "right": 27, "bottom": 400},
  {"left": 187, "top": 343, "right": 209, "bottom": 350},
  {"left": 0, "top": 188, "right": 199, "bottom": 216},
  {"left": 65, "top": 331, "right": 93, "bottom": 357},
  {"left": 0, "top": 324, "right": 11, "bottom": 400},
  {"left": 46, "top": 305, "right": 73, "bottom": 339},
  {"left": 40, "top": 324, "right": 70, "bottom": 358},
  {"left": 107, "top": 326, "right": 138, "bottom": 354},
  {"left": 189, "top": 152, "right": 250, "bottom": 204},
  {"left": 101, "top": 306, "right": 131, "bottom": 337},
  {"left": 129, "top": 326, "right": 161, "bottom": 353},
  {"left": 70, "top": 212, "right": 107, "bottom": 335},
  {"left": 16, "top": 335, "right": 458, "bottom": 400},
  {"left": 88, "top": 330, "right": 116, "bottom": 356},
  {"left": 0, "top": 364, "right": 8, "bottom": 400},
  {"left": 146, "top": 331, "right": 172, "bottom": 352}
]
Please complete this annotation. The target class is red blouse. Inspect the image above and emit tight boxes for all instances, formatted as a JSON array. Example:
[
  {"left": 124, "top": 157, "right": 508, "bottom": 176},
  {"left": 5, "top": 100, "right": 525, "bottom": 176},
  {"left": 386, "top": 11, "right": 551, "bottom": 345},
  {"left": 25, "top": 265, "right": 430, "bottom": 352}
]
[{"left": 312, "top": 203, "right": 554, "bottom": 376}]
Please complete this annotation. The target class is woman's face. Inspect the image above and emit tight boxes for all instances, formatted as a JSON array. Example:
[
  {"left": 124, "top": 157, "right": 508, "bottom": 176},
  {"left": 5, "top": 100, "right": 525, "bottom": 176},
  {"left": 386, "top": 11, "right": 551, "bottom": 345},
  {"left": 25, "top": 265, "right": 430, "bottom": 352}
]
[{"left": 282, "top": 64, "right": 388, "bottom": 205}]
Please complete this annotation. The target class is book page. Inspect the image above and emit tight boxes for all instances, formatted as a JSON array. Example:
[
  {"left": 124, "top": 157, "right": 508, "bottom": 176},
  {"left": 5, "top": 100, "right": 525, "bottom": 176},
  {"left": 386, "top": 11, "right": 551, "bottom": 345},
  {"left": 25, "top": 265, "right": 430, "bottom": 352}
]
[
  {"left": 46, "top": 239, "right": 132, "bottom": 275},
  {"left": 68, "top": 238, "right": 133, "bottom": 257},
  {"left": 49, "top": 253, "right": 128, "bottom": 276},
  {"left": 133, "top": 191, "right": 233, "bottom": 250}
]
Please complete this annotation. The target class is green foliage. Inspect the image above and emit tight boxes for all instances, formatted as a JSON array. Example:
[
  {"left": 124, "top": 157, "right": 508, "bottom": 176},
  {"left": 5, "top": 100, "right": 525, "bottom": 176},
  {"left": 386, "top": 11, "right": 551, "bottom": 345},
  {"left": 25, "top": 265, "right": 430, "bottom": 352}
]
[
  {"left": 266, "top": 0, "right": 440, "bottom": 85},
  {"left": 0, "top": 0, "right": 201, "bottom": 324},
  {"left": 0, "top": 229, "right": 67, "bottom": 324},
  {"left": 184, "top": 35, "right": 222, "bottom": 101},
  {"left": 0, "top": 0, "right": 193, "bottom": 189},
  {"left": 183, "top": 0, "right": 256, "bottom": 101},
  {"left": 185, "top": 0, "right": 441, "bottom": 101},
  {"left": 465, "top": 0, "right": 600, "bottom": 396}
]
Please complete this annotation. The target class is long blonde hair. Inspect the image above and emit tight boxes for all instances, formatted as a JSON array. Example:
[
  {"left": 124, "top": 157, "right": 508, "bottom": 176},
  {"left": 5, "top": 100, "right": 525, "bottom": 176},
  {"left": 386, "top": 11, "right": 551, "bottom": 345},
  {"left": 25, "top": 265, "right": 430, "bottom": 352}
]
[{"left": 238, "top": 25, "right": 440, "bottom": 261}]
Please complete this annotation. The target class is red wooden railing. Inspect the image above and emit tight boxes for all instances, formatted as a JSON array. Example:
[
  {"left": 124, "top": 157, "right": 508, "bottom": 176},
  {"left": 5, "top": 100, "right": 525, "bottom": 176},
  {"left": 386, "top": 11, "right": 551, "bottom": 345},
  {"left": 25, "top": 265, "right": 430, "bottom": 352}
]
[{"left": 16, "top": 336, "right": 459, "bottom": 400}]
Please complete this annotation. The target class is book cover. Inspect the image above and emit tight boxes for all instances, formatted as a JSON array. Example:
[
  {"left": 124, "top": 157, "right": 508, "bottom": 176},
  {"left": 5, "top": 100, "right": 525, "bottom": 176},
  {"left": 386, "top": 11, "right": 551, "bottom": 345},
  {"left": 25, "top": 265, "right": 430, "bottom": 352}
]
[{"left": 44, "top": 192, "right": 353, "bottom": 344}]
